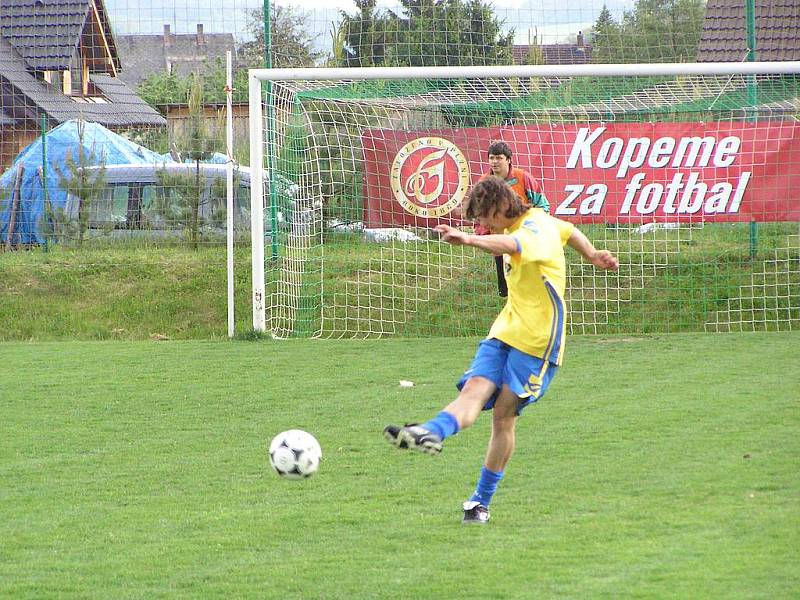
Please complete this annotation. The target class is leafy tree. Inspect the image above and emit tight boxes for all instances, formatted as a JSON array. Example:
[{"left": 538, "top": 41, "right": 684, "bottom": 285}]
[
  {"left": 138, "top": 66, "right": 249, "bottom": 108},
  {"left": 239, "top": 4, "right": 324, "bottom": 68},
  {"left": 326, "top": 21, "right": 348, "bottom": 67},
  {"left": 336, "top": 0, "right": 513, "bottom": 67},
  {"left": 336, "top": 0, "right": 387, "bottom": 67},
  {"left": 137, "top": 72, "right": 191, "bottom": 107},
  {"left": 591, "top": 0, "right": 706, "bottom": 64}
]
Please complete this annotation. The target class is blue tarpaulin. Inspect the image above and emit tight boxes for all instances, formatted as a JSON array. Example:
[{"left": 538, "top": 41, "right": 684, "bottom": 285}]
[{"left": 0, "top": 120, "right": 169, "bottom": 244}]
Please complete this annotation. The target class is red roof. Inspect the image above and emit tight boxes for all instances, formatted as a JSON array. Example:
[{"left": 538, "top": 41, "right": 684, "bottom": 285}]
[
  {"left": 698, "top": 0, "right": 800, "bottom": 61},
  {"left": 512, "top": 43, "right": 592, "bottom": 66}
]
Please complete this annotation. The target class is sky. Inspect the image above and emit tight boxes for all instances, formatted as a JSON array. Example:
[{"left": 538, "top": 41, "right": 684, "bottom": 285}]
[{"left": 105, "top": 0, "right": 636, "bottom": 47}]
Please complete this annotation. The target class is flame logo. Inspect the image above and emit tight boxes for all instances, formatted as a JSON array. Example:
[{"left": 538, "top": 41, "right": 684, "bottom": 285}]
[
  {"left": 390, "top": 137, "right": 470, "bottom": 219},
  {"left": 404, "top": 149, "right": 446, "bottom": 205}
]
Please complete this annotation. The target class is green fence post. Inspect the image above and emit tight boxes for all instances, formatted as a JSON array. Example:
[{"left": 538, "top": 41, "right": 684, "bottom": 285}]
[
  {"left": 746, "top": 0, "right": 758, "bottom": 259},
  {"left": 41, "top": 113, "right": 49, "bottom": 252},
  {"left": 263, "top": 0, "right": 279, "bottom": 263}
]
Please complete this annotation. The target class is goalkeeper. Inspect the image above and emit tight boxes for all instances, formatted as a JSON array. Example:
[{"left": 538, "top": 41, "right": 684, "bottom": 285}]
[
  {"left": 384, "top": 175, "right": 618, "bottom": 524},
  {"left": 476, "top": 140, "right": 549, "bottom": 297},
  {"left": 477, "top": 140, "right": 605, "bottom": 295}
]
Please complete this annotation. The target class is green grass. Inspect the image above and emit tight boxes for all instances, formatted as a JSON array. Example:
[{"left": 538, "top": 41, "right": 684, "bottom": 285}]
[
  {"left": 314, "top": 222, "right": 799, "bottom": 336},
  {"left": 1, "top": 221, "right": 797, "bottom": 340},
  {"left": 0, "top": 245, "right": 256, "bottom": 341},
  {"left": 1, "top": 333, "right": 798, "bottom": 598}
]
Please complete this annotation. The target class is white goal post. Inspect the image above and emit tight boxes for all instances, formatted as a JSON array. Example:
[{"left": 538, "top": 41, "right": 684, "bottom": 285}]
[{"left": 248, "top": 61, "right": 800, "bottom": 337}]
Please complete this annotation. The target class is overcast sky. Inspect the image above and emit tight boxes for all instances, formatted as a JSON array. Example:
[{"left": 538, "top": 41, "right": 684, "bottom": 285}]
[{"left": 106, "top": 0, "right": 635, "bottom": 46}]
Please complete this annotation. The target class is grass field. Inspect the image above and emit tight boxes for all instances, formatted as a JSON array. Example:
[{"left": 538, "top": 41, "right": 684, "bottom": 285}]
[
  {"left": 1, "top": 333, "right": 798, "bottom": 598},
  {"left": 2, "top": 221, "right": 798, "bottom": 341}
]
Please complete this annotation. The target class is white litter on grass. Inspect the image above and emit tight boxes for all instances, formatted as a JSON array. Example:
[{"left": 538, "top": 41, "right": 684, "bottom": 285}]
[
  {"left": 635, "top": 222, "right": 681, "bottom": 234},
  {"left": 327, "top": 219, "right": 363, "bottom": 232},
  {"left": 326, "top": 221, "right": 426, "bottom": 243},
  {"left": 399, "top": 380, "right": 415, "bottom": 388},
  {"left": 365, "top": 228, "right": 424, "bottom": 243}
]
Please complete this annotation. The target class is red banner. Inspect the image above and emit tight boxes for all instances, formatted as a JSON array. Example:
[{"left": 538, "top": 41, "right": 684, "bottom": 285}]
[{"left": 361, "top": 122, "right": 800, "bottom": 227}]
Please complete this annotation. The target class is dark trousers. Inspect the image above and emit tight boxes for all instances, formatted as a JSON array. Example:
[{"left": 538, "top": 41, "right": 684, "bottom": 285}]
[{"left": 494, "top": 255, "right": 508, "bottom": 297}]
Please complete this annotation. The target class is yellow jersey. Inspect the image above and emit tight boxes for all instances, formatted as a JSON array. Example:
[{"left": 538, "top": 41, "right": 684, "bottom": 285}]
[{"left": 487, "top": 208, "right": 574, "bottom": 365}]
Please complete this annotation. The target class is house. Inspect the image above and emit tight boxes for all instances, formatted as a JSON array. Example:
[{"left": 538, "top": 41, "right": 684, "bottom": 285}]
[
  {"left": 0, "top": 0, "right": 166, "bottom": 172},
  {"left": 697, "top": 0, "right": 800, "bottom": 61},
  {"left": 161, "top": 101, "right": 250, "bottom": 154},
  {"left": 512, "top": 32, "right": 592, "bottom": 66},
  {"left": 116, "top": 24, "right": 237, "bottom": 90}
]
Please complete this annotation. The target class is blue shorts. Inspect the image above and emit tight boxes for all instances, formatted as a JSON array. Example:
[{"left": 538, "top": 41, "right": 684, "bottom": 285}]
[{"left": 457, "top": 338, "right": 559, "bottom": 415}]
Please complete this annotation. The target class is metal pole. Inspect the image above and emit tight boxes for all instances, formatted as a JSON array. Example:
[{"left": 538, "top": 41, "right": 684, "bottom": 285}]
[
  {"left": 41, "top": 113, "right": 48, "bottom": 250},
  {"left": 263, "top": 0, "right": 279, "bottom": 262},
  {"left": 225, "top": 50, "right": 235, "bottom": 338},
  {"left": 263, "top": 0, "right": 270, "bottom": 70},
  {"left": 746, "top": 0, "right": 758, "bottom": 259},
  {"left": 249, "top": 73, "right": 267, "bottom": 333}
]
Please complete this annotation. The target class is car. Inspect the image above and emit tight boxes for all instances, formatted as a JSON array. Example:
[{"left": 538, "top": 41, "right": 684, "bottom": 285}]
[{"left": 65, "top": 162, "right": 299, "bottom": 237}]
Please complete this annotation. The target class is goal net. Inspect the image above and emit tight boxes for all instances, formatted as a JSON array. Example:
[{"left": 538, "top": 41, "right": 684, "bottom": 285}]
[{"left": 248, "top": 62, "right": 800, "bottom": 339}]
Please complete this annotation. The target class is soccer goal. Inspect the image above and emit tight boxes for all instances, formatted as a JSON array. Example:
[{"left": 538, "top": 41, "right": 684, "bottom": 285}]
[{"left": 248, "top": 61, "right": 800, "bottom": 339}]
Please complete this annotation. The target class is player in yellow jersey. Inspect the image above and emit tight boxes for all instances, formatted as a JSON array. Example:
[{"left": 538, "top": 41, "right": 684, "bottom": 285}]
[
  {"left": 384, "top": 175, "right": 618, "bottom": 524},
  {"left": 476, "top": 140, "right": 549, "bottom": 297}
]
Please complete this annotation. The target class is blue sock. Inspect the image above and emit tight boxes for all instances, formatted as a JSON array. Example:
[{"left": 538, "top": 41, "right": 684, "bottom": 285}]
[
  {"left": 470, "top": 466, "right": 505, "bottom": 507},
  {"left": 421, "top": 411, "right": 460, "bottom": 440}
]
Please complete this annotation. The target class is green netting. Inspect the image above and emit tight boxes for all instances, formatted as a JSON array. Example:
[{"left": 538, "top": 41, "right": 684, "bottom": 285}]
[{"left": 260, "top": 70, "right": 800, "bottom": 339}]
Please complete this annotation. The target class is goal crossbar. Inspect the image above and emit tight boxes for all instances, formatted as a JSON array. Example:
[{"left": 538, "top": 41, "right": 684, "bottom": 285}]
[{"left": 249, "top": 61, "right": 800, "bottom": 83}]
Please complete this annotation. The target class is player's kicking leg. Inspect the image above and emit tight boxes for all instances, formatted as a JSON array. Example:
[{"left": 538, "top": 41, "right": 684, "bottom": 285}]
[
  {"left": 383, "top": 424, "right": 443, "bottom": 454},
  {"left": 383, "top": 375, "right": 496, "bottom": 455}
]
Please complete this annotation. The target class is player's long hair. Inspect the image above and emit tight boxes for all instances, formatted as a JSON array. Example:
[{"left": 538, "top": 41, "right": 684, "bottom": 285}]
[{"left": 465, "top": 176, "right": 528, "bottom": 220}]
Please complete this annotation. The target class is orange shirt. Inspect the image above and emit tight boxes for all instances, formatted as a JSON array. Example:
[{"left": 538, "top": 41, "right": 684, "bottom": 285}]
[{"left": 475, "top": 167, "right": 549, "bottom": 235}]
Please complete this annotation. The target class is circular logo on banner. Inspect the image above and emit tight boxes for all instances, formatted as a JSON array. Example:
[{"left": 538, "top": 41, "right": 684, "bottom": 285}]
[{"left": 390, "top": 137, "right": 470, "bottom": 218}]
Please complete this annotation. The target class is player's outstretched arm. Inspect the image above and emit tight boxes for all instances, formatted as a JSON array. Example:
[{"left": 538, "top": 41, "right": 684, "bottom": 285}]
[
  {"left": 567, "top": 228, "right": 619, "bottom": 271},
  {"left": 434, "top": 224, "right": 518, "bottom": 256}
]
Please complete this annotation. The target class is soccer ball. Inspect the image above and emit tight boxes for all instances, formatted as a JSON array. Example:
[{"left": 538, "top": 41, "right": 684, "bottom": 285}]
[{"left": 268, "top": 429, "right": 322, "bottom": 480}]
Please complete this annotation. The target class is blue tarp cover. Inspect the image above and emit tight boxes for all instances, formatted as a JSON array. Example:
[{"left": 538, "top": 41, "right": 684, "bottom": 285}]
[{"left": 1, "top": 120, "right": 168, "bottom": 244}]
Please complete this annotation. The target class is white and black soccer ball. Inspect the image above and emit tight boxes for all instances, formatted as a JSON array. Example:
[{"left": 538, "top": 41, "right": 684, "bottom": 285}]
[{"left": 268, "top": 429, "right": 322, "bottom": 480}]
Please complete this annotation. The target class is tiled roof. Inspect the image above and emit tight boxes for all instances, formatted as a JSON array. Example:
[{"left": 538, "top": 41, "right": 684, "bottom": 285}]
[
  {"left": 698, "top": 0, "right": 800, "bottom": 61},
  {"left": 0, "top": 0, "right": 89, "bottom": 71},
  {"left": 0, "top": 36, "right": 54, "bottom": 122},
  {"left": 115, "top": 35, "right": 167, "bottom": 89},
  {"left": 0, "top": 37, "right": 165, "bottom": 128},
  {"left": 512, "top": 44, "right": 593, "bottom": 66},
  {"left": 89, "top": 74, "right": 167, "bottom": 126}
]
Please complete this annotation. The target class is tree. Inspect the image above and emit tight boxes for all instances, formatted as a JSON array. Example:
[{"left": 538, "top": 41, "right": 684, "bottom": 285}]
[
  {"left": 592, "top": 6, "right": 623, "bottom": 64},
  {"left": 239, "top": 4, "right": 324, "bottom": 68},
  {"left": 54, "top": 120, "right": 107, "bottom": 246},
  {"left": 337, "top": 0, "right": 383, "bottom": 67},
  {"left": 137, "top": 71, "right": 191, "bottom": 107},
  {"left": 523, "top": 33, "right": 545, "bottom": 66},
  {"left": 153, "top": 75, "right": 218, "bottom": 248},
  {"left": 336, "top": 0, "right": 513, "bottom": 67},
  {"left": 138, "top": 65, "right": 249, "bottom": 108},
  {"left": 591, "top": 0, "right": 706, "bottom": 64}
]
